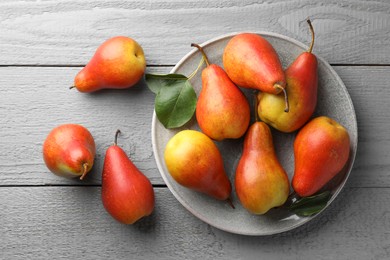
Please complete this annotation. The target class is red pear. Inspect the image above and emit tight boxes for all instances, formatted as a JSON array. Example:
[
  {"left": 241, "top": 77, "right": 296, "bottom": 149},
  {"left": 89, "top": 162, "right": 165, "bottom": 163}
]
[
  {"left": 42, "top": 124, "right": 95, "bottom": 180},
  {"left": 292, "top": 116, "right": 350, "bottom": 197},
  {"left": 258, "top": 19, "right": 318, "bottom": 132},
  {"left": 73, "top": 36, "right": 146, "bottom": 92},
  {"left": 102, "top": 130, "right": 155, "bottom": 224}
]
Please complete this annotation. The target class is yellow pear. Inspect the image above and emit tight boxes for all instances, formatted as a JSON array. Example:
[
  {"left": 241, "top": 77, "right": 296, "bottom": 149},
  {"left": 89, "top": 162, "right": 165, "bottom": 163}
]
[{"left": 164, "top": 130, "right": 232, "bottom": 201}]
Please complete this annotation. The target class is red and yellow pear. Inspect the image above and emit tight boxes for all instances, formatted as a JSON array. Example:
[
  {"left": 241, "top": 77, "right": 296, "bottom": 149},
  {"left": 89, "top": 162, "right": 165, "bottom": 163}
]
[
  {"left": 42, "top": 124, "right": 95, "bottom": 180},
  {"left": 223, "top": 33, "right": 289, "bottom": 111},
  {"left": 192, "top": 43, "right": 250, "bottom": 141},
  {"left": 258, "top": 19, "right": 318, "bottom": 132},
  {"left": 292, "top": 116, "right": 350, "bottom": 197},
  {"left": 73, "top": 36, "right": 146, "bottom": 92},
  {"left": 235, "top": 122, "right": 290, "bottom": 214},
  {"left": 164, "top": 130, "right": 232, "bottom": 204}
]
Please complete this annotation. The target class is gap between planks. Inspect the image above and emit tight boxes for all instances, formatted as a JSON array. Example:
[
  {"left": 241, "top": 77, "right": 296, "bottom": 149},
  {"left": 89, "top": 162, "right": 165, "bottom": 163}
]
[
  {"left": 0, "top": 64, "right": 176, "bottom": 68},
  {"left": 1, "top": 64, "right": 390, "bottom": 68},
  {"left": 0, "top": 184, "right": 168, "bottom": 188},
  {"left": 0, "top": 185, "right": 386, "bottom": 189}
]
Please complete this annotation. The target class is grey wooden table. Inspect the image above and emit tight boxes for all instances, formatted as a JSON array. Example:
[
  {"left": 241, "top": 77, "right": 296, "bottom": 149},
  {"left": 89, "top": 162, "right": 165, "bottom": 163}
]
[{"left": 1, "top": 1, "right": 389, "bottom": 259}]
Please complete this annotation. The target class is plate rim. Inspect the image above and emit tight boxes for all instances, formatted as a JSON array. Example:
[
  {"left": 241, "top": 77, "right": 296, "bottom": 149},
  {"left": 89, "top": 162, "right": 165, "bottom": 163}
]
[{"left": 151, "top": 31, "right": 358, "bottom": 236}]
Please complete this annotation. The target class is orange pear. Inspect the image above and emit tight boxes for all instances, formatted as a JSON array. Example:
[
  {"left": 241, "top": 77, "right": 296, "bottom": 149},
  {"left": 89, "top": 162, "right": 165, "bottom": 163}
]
[
  {"left": 192, "top": 43, "right": 250, "bottom": 141},
  {"left": 223, "top": 33, "right": 288, "bottom": 111},
  {"left": 235, "top": 122, "right": 290, "bottom": 214},
  {"left": 73, "top": 36, "right": 146, "bottom": 92}
]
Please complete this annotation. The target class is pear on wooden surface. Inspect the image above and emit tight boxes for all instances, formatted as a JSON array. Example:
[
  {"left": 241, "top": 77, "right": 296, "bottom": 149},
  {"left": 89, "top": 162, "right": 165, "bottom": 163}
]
[
  {"left": 164, "top": 130, "right": 232, "bottom": 204},
  {"left": 192, "top": 43, "right": 250, "bottom": 141},
  {"left": 223, "top": 33, "right": 289, "bottom": 111},
  {"left": 292, "top": 116, "right": 350, "bottom": 197},
  {"left": 258, "top": 19, "right": 318, "bottom": 132},
  {"left": 42, "top": 124, "right": 95, "bottom": 180},
  {"left": 73, "top": 36, "right": 146, "bottom": 92},
  {"left": 235, "top": 122, "right": 290, "bottom": 214},
  {"left": 102, "top": 130, "right": 154, "bottom": 224}
]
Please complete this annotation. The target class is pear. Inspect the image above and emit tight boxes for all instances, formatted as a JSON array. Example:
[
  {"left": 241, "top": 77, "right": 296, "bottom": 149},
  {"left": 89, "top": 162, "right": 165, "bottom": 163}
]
[
  {"left": 258, "top": 19, "right": 318, "bottom": 132},
  {"left": 164, "top": 130, "right": 232, "bottom": 203},
  {"left": 292, "top": 116, "right": 350, "bottom": 197},
  {"left": 191, "top": 43, "right": 250, "bottom": 141},
  {"left": 42, "top": 124, "right": 95, "bottom": 180},
  {"left": 101, "top": 130, "right": 155, "bottom": 224},
  {"left": 235, "top": 122, "right": 290, "bottom": 214},
  {"left": 72, "top": 36, "right": 146, "bottom": 92},
  {"left": 223, "top": 33, "right": 288, "bottom": 111}
]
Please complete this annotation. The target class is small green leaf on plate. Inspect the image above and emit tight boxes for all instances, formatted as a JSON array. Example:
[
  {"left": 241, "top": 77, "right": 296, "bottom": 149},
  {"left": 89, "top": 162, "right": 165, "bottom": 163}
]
[
  {"left": 145, "top": 73, "right": 188, "bottom": 94},
  {"left": 288, "top": 191, "right": 332, "bottom": 217},
  {"left": 155, "top": 79, "right": 197, "bottom": 129},
  {"left": 290, "top": 202, "right": 329, "bottom": 217}
]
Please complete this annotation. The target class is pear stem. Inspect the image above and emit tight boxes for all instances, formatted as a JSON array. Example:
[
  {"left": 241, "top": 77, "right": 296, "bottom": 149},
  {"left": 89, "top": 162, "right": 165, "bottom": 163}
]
[
  {"left": 69, "top": 86, "right": 75, "bottom": 90},
  {"left": 191, "top": 43, "right": 210, "bottom": 67},
  {"left": 307, "top": 18, "right": 315, "bottom": 53},
  {"left": 188, "top": 56, "right": 205, "bottom": 80},
  {"left": 79, "top": 163, "right": 88, "bottom": 180},
  {"left": 274, "top": 84, "right": 290, "bottom": 112},
  {"left": 226, "top": 198, "right": 235, "bottom": 209},
  {"left": 114, "top": 129, "right": 121, "bottom": 145}
]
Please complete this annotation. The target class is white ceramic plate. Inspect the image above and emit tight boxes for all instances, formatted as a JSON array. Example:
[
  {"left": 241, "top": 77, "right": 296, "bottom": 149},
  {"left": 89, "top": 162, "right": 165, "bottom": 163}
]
[{"left": 151, "top": 32, "right": 358, "bottom": 235}]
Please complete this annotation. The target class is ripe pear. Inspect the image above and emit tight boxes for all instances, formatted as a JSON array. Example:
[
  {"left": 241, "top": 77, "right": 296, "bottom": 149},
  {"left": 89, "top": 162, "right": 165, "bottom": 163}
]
[
  {"left": 42, "top": 124, "right": 95, "bottom": 180},
  {"left": 192, "top": 43, "right": 250, "bottom": 141},
  {"left": 258, "top": 19, "right": 318, "bottom": 132},
  {"left": 101, "top": 130, "right": 155, "bottom": 224},
  {"left": 292, "top": 116, "right": 350, "bottom": 197},
  {"left": 223, "top": 33, "right": 288, "bottom": 111},
  {"left": 235, "top": 122, "right": 290, "bottom": 214},
  {"left": 164, "top": 130, "right": 232, "bottom": 202},
  {"left": 73, "top": 36, "right": 146, "bottom": 92}
]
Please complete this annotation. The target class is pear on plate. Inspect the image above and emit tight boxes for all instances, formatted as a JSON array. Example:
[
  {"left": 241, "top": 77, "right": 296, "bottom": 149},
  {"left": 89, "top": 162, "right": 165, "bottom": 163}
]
[
  {"left": 223, "top": 33, "right": 288, "bottom": 111},
  {"left": 258, "top": 19, "right": 318, "bottom": 132},
  {"left": 192, "top": 43, "right": 250, "bottom": 141},
  {"left": 235, "top": 122, "right": 290, "bottom": 214},
  {"left": 292, "top": 116, "right": 350, "bottom": 197},
  {"left": 164, "top": 130, "right": 232, "bottom": 204}
]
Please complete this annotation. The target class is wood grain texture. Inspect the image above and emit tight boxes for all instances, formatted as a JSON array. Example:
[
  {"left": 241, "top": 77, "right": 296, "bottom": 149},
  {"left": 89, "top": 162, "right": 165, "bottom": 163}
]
[
  {"left": 0, "top": 0, "right": 389, "bottom": 66},
  {"left": 0, "top": 66, "right": 171, "bottom": 186},
  {"left": 1, "top": 1, "right": 389, "bottom": 258},
  {"left": 0, "top": 66, "right": 389, "bottom": 187},
  {"left": 0, "top": 186, "right": 389, "bottom": 259},
  {"left": 333, "top": 66, "right": 390, "bottom": 188}
]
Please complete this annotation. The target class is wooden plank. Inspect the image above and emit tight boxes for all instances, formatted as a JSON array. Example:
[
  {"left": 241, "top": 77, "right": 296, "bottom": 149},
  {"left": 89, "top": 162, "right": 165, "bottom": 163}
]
[
  {"left": 0, "top": 66, "right": 171, "bottom": 186},
  {"left": 0, "top": 0, "right": 389, "bottom": 65},
  {"left": 333, "top": 66, "right": 390, "bottom": 188},
  {"left": 0, "top": 66, "right": 389, "bottom": 187},
  {"left": 0, "top": 186, "right": 389, "bottom": 259}
]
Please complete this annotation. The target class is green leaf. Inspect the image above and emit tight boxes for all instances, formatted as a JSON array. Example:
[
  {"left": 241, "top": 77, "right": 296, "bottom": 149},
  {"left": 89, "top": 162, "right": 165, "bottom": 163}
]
[
  {"left": 155, "top": 79, "right": 197, "bottom": 129},
  {"left": 145, "top": 73, "right": 188, "bottom": 94},
  {"left": 290, "top": 202, "right": 329, "bottom": 217},
  {"left": 288, "top": 191, "right": 332, "bottom": 217}
]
